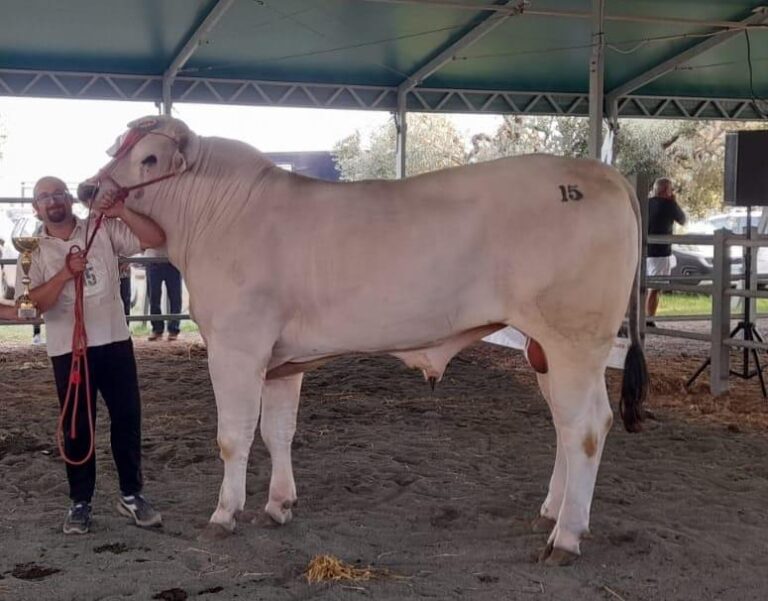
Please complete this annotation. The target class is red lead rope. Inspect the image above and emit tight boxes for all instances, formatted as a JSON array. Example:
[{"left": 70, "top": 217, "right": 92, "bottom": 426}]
[
  {"left": 56, "top": 213, "right": 105, "bottom": 466},
  {"left": 55, "top": 126, "right": 182, "bottom": 465}
]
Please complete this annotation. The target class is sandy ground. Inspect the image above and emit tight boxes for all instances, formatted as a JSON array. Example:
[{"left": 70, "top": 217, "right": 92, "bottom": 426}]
[{"left": 1, "top": 326, "right": 768, "bottom": 601}]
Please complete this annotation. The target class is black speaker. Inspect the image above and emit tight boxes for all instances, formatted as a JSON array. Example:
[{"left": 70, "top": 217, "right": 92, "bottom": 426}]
[{"left": 724, "top": 130, "right": 768, "bottom": 206}]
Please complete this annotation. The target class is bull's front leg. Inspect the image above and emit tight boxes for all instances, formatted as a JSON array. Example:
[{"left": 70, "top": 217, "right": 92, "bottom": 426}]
[
  {"left": 260, "top": 373, "right": 302, "bottom": 524},
  {"left": 204, "top": 338, "right": 271, "bottom": 537}
]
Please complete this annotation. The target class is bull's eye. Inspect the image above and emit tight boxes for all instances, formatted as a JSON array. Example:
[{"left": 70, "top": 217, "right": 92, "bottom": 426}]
[{"left": 142, "top": 155, "right": 158, "bottom": 166}]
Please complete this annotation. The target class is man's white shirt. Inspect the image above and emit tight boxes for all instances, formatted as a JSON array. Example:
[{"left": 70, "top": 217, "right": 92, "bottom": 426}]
[{"left": 15, "top": 217, "right": 141, "bottom": 357}]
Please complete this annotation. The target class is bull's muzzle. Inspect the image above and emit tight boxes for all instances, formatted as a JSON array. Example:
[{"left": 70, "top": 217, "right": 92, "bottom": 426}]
[{"left": 77, "top": 182, "right": 99, "bottom": 202}]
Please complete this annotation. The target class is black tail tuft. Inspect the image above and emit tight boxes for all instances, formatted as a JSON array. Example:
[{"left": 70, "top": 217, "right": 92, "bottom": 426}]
[{"left": 620, "top": 340, "right": 648, "bottom": 433}]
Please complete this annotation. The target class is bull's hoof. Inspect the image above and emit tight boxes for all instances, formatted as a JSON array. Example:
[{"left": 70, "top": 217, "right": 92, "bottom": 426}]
[
  {"left": 198, "top": 522, "right": 234, "bottom": 542},
  {"left": 531, "top": 515, "right": 557, "bottom": 533},
  {"left": 538, "top": 542, "right": 579, "bottom": 567},
  {"left": 265, "top": 499, "right": 296, "bottom": 525},
  {"left": 234, "top": 509, "right": 260, "bottom": 523}
]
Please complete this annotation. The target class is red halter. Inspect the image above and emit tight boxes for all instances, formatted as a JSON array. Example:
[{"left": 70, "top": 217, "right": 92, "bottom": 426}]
[{"left": 97, "top": 128, "right": 184, "bottom": 203}]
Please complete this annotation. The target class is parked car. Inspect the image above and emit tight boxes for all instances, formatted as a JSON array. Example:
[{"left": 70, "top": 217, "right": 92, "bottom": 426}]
[
  {"left": 670, "top": 244, "right": 743, "bottom": 286},
  {"left": 681, "top": 209, "right": 767, "bottom": 286}
]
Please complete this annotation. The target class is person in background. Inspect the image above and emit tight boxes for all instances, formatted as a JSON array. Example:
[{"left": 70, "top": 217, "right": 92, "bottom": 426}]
[
  {"left": 646, "top": 177, "right": 686, "bottom": 327},
  {"left": 119, "top": 260, "right": 132, "bottom": 324},
  {"left": 144, "top": 247, "right": 182, "bottom": 341}
]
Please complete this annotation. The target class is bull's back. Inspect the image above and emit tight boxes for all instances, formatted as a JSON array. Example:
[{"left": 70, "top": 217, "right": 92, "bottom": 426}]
[{"left": 269, "top": 154, "right": 637, "bottom": 354}]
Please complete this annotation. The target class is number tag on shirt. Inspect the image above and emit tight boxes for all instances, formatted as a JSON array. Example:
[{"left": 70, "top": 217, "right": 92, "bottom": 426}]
[{"left": 83, "top": 257, "right": 108, "bottom": 298}]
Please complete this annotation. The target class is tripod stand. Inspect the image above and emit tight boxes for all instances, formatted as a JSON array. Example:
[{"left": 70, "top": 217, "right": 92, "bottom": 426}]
[{"left": 686, "top": 206, "right": 767, "bottom": 397}]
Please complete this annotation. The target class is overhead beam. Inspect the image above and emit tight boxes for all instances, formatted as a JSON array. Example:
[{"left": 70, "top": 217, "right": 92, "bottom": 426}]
[
  {"left": 358, "top": 0, "right": 761, "bottom": 30},
  {"left": 607, "top": 7, "right": 768, "bottom": 105},
  {"left": 162, "top": 0, "right": 236, "bottom": 114},
  {"left": 2, "top": 68, "right": 768, "bottom": 120},
  {"left": 398, "top": 0, "right": 521, "bottom": 93}
]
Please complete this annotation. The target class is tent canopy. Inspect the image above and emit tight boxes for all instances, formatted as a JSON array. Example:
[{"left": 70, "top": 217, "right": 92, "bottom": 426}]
[{"left": 2, "top": 0, "right": 767, "bottom": 119}]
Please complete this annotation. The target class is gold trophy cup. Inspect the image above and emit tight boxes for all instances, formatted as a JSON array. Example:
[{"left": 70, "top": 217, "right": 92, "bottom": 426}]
[{"left": 11, "top": 217, "right": 41, "bottom": 319}]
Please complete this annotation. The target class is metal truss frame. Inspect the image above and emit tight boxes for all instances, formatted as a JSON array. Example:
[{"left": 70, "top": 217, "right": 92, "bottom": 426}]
[{"left": 1, "top": 68, "right": 766, "bottom": 120}]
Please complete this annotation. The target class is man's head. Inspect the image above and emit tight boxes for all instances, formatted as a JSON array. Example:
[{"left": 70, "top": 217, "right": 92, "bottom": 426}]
[
  {"left": 652, "top": 177, "right": 675, "bottom": 200},
  {"left": 33, "top": 176, "right": 74, "bottom": 225}
]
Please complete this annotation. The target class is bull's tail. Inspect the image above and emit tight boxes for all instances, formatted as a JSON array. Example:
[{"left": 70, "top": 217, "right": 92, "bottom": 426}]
[{"left": 620, "top": 183, "right": 649, "bottom": 433}]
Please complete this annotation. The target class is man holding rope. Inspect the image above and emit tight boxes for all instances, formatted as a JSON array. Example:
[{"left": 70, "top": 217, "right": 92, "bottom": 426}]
[{"left": 16, "top": 176, "right": 166, "bottom": 535}]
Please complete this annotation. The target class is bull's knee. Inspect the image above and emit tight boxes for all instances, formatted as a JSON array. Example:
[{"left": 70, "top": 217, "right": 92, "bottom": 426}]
[{"left": 217, "top": 433, "right": 252, "bottom": 463}]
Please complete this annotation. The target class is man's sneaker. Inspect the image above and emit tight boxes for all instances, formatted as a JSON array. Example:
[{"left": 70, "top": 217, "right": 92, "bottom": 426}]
[
  {"left": 32, "top": 334, "right": 43, "bottom": 345},
  {"left": 148, "top": 332, "right": 162, "bottom": 341},
  {"left": 167, "top": 332, "right": 179, "bottom": 342},
  {"left": 63, "top": 502, "right": 91, "bottom": 535},
  {"left": 117, "top": 494, "right": 162, "bottom": 528}
]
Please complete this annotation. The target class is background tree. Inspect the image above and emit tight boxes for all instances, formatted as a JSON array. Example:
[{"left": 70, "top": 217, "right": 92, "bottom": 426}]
[
  {"left": 333, "top": 112, "right": 758, "bottom": 219},
  {"left": 332, "top": 113, "right": 465, "bottom": 180}
]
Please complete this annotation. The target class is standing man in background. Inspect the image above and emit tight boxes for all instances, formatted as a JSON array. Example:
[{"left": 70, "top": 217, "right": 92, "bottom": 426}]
[
  {"left": 646, "top": 177, "right": 686, "bottom": 326},
  {"left": 145, "top": 247, "right": 182, "bottom": 341},
  {"left": 119, "top": 260, "right": 132, "bottom": 323}
]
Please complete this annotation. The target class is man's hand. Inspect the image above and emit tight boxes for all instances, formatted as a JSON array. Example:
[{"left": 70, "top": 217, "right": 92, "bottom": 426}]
[
  {"left": 95, "top": 189, "right": 126, "bottom": 219},
  {"left": 0, "top": 303, "right": 20, "bottom": 320},
  {"left": 64, "top": 251, "right": 87, "bottom": 279}
]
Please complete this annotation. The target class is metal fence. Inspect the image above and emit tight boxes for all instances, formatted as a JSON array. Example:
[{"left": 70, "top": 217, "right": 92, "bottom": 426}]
[
  {"left": 0, "top": 196, "right": 190, "bottom": 327},
  {"left": 644, "top": 230, "right": 768, "bottom": 395}
]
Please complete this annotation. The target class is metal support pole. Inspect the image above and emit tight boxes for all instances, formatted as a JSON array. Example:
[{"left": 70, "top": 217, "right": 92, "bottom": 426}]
[
  {"left": 636, "top": 173, "right": 651, "bottom": 342},
  {"left": 749, "top": 224, "right": 759, "bottom": 322},
  {"left": 601, "top": 100, "right": 619, "bottom": 164},
  {"left": 395, "top": 90, "right": 408, "bottom": 179},
  {"left": 710, "top": 229, "right": 731, "bottom": 395},
  {"left": 588, "top": 0, "right": 605, "bottom": 159},
  {"left": 162, "top": 0, "right": 236, "bottom": 117},
  {"left": 162, "top": 77, "right": 173, "bottom": 116}
]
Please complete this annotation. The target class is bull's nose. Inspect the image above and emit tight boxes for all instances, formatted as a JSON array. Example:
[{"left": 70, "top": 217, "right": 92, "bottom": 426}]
[{"left": 77, "top": 182, "right": 99, "bottom": 202}]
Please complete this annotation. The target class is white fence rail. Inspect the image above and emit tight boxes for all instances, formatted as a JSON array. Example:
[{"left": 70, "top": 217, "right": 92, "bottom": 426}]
[{"left": 645, "top": 230, "right": 768, "bottom": 395}]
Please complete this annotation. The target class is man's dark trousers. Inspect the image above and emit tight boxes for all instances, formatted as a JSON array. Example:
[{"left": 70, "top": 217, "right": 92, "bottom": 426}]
[
  {"left": 147, "top": 263, "right": 182, "bottom": 335},
  {"left": 51, "top": 339, "right": 143, "bottom": 503}
]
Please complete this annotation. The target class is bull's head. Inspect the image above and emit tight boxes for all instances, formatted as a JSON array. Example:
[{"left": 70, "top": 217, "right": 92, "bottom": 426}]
[{"left": 77, "top": 115, "right": 197, "bottom": 205}]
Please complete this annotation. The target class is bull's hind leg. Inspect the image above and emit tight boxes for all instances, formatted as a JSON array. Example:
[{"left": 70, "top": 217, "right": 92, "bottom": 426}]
[
  {"left": 533, "top": 371, "right": 564, "bottom": 533},
  {"left": 205, "top": 341, "right": 268, "bottom": 536},
  {"left": 538, "top": 346, "right": 614, "bottom": 565},
  {"left": 526, "top": 339, "right": 562, "bottom": 533},
  {"left": 260, "top": 373, "right": 302, "bottom": 525}
]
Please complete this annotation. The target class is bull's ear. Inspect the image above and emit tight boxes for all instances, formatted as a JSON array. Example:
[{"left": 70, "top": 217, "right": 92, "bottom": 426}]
[
  {"left": 172, "top": 149, "right": 188, "bottom": 173},
  {"left": 172, "top": 121, "right": 191, "bottom": 149},
  {"left": 127, "top": 116, "right": 161, "bottom": 132}
]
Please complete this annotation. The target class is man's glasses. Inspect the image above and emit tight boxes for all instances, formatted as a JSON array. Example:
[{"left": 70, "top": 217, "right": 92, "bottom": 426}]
[{"left": 35, "top": 191, "right": 70, "bottom": 205}]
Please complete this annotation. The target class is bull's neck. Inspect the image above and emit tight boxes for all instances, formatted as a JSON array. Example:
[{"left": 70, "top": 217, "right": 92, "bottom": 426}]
[{"left": 131, "top": 137, "right": 275, "bottom": 273}]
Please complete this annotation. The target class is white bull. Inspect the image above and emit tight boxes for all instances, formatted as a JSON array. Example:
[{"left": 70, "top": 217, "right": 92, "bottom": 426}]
[{"left": 80, "top": 115, "right": 647, "bottom": 565}]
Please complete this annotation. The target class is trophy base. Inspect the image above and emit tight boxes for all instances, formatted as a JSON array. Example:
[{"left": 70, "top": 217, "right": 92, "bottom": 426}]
[{"left": 17, "top": 306, "right": 37, "bottom": 319}]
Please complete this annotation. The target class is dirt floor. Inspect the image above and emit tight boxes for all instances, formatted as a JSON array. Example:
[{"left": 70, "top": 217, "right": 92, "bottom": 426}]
[{"left": 2, "top": 326, "right": 768, "bottom": 601}]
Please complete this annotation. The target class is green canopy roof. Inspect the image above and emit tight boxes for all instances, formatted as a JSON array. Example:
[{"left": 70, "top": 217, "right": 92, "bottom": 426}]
[{"left": 1, "top": 0, "right": 767, "bottom": 119}]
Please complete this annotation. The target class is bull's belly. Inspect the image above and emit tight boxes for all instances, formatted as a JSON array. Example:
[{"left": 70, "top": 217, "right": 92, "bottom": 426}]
[
  {"left": 273, "top": 314, "right": 496, "bottom": 364},
  {"left": 266, "top": 320, "right": 507, "bottom": 380}
]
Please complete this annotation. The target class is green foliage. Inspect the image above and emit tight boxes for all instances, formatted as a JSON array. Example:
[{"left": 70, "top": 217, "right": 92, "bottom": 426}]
[
  {"left": 332, "top": 114, "right": 465, "bottom": 180},
  {"left": 332, "top": 111, "right": 764, "bottom": 219}
]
